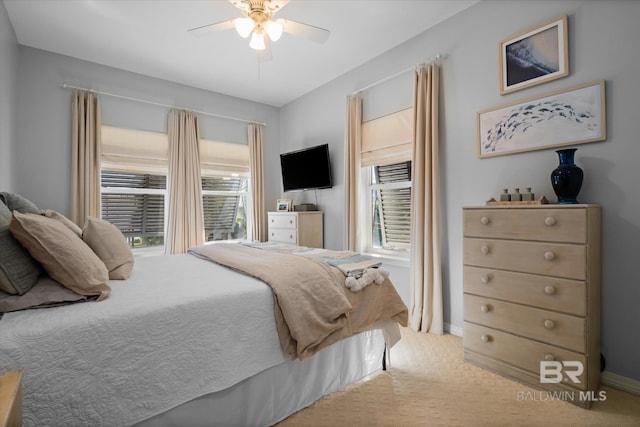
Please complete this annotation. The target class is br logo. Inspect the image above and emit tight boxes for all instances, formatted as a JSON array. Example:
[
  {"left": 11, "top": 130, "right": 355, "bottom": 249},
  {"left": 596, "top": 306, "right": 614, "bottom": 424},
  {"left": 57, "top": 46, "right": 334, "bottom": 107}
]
[{"left": 539, "top": 361, "right": 583, "bottom": 384}]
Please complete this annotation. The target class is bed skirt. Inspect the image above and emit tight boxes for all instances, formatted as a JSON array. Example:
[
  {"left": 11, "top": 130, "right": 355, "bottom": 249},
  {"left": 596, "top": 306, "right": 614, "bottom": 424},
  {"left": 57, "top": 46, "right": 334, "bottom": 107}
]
[{"left": 136, "top": 328, "right": 386, "bottom": 427}]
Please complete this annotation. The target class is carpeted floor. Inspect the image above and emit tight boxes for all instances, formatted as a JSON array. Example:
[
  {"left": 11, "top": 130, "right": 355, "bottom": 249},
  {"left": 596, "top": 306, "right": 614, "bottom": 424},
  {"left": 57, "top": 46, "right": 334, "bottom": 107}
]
[{"left": 277, "top": 327, "right": 640, "bottom": 426}]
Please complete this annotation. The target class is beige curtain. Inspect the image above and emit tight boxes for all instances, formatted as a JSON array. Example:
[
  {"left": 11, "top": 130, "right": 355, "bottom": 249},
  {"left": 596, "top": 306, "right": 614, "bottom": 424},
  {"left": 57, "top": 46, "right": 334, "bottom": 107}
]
[
  {"left": 344, "top": 94, "right": 362, "bottom": 251},
  {"left": 71, "top": 91, "right": 101, "bottom": 226},
  {"left": 409, "top": 63, "right": 443, "bottom": 334},
  {"left": 248, "top": 124, "right": 266, "bottom": 242},
  {"left": 166, "top": 110, "right": 204, "bottom": 254}
]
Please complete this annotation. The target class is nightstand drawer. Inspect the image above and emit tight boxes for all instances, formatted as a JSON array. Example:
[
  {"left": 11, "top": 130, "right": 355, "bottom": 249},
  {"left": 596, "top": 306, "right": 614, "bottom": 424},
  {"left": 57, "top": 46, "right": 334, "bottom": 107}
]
[
  {"left": 269, "top": 214, "right": 297, "bottom": 229},
  {"left": 463, "top": 266, "right": 586, "bottom": 316},
  {"left": 464, "top": 237, "right": 586, "bottom": 280},
  {"left": 464, "top": 294, "right": 585, "bottom": 352},
  {"left": 464, "top": 208, "right": 587, "bottom": 243},
  {"left": 464, "top": 322, "right": 587, "bottom": 389},
  {"left": 269, "top": 227, "right": 297, "bottom": 244}
]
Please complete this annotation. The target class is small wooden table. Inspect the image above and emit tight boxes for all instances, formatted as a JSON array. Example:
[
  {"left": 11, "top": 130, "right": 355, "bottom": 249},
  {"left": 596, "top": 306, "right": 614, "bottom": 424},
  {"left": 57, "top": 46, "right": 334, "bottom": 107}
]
[{"left": 0, "top": 371, "right": 22, "bottom": 427}]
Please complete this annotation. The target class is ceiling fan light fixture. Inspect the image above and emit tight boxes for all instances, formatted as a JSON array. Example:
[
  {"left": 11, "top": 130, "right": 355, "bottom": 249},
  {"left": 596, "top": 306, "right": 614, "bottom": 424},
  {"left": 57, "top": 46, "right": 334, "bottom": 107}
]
[
  {"left": 264, "top": 20, "right": 283, "bottom": 42},
  {"left": 234, "top": 17, "right": 255, "bottom": 38},
  {"left": 249, "top": 31, "right": 266, "bottom": 50}
]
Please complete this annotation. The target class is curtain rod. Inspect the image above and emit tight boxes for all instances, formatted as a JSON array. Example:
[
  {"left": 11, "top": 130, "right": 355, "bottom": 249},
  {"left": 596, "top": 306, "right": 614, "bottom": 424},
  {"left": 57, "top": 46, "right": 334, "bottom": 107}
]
[
  {"left": 60, "top": 84, "right": 267, "bottom": 127},
  {"left": 350, "top": 53, "right": 444, "bottom": 95}
]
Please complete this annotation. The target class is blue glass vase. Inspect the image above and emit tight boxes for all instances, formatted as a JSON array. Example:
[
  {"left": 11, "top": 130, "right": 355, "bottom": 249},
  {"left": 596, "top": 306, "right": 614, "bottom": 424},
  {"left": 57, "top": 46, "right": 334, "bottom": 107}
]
[{"left": 550, "top": 148, "right": 583, "bottom": 204}]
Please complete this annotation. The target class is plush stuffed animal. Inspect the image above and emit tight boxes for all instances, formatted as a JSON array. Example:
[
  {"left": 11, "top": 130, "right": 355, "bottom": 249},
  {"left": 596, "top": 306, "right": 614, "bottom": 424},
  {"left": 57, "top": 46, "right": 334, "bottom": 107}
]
[{"left": 344, "top": 267, "right": 389, "bottom": 292}]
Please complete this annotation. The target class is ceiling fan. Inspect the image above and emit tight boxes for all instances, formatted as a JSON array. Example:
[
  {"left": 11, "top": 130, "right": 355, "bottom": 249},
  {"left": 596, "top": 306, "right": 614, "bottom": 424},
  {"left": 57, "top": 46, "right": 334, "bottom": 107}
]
[{"left": 188, "top": 0, "right": 330, "bottom": 60}]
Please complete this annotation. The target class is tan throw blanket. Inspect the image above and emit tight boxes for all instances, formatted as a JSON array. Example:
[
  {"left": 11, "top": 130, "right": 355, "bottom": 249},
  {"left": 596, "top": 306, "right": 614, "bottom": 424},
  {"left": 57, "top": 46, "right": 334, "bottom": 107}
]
[{"left": 188, "top": 243, "right": 408, "bottom": 359}]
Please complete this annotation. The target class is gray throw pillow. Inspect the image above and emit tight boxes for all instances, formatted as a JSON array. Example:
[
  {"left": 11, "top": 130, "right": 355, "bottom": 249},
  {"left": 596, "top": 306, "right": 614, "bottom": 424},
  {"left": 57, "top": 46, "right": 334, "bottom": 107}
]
[
  {"left": 0, "top": 200, "right": 42, "bottom": 295},
  {"left": 0, "top": 192, "right": 42, "bottom": 214}
]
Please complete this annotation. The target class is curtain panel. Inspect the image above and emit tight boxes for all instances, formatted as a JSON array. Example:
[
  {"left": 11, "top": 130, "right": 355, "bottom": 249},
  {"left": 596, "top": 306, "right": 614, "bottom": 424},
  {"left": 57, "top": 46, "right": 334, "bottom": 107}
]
[
  {"left": 409, "top": 63, "right": 444, "bottom": 335},
  {"left": 344, "top": 94, "right": 362, "bottom": 251},
  {"left": 166, "top": 110, "right": 205, "bottom": 254},
  {"left": 248, "top": 124, "right": 266, "bottom": 242},
  {"left": 71, "top": 91, "right": 102, "bottom": 227}
]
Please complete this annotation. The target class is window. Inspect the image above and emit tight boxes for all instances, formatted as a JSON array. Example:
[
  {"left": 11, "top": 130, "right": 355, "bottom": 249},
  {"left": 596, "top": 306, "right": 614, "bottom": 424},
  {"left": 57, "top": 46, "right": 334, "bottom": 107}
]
[
  {"left": 360, "top": 107, "right": 414, "bottom": 255},
  {"left": 202, "top": 176, "right": 247, "bottom": 241},
  {"left": 100, "top": 125, "right": 251, "bottom": 251},
  {"left": 369, "top": 161, "right": 412, "bottom": 252},
  {"left": 101, "top": 170, "right": 166, "bottom": 248}
]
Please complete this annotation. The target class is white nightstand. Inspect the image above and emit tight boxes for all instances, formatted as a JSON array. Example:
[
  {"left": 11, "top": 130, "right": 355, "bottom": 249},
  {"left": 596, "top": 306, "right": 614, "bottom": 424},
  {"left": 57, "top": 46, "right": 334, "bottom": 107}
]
[{"left": 268, "top": 211, "right": 323, "bottom": 248}]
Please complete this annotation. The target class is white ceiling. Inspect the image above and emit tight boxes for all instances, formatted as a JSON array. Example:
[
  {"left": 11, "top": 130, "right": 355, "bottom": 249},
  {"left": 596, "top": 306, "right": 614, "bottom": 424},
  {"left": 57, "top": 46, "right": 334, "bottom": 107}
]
[{"left": 4, "top": 0, "right": 478, "bottom": 107}]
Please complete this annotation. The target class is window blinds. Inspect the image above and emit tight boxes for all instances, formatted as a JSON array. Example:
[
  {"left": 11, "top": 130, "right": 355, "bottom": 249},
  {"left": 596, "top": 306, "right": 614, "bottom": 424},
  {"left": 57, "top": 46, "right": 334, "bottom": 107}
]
[
  {"left": 361, "top": 107, "right": 413, "bottom": 167},
  {"left": 101, "top": 125, "right": 250, "bottom": 176}
]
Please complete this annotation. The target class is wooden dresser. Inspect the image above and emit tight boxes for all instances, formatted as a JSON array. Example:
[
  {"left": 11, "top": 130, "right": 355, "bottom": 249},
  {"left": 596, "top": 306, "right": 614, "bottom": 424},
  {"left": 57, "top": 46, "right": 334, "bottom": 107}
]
[
  {"left": 267, "top": 211, "right": 323, "bottom": 248},
  {"left": 462, "top": 205, "right": 601, "bottom": 408}
]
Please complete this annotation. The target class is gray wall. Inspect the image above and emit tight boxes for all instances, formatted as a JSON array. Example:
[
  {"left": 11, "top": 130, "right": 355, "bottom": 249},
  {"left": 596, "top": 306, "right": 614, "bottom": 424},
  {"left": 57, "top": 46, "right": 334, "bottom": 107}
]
[
  {"left": 0, "top": 0, "right": 18, "bottom": 191},
  {"left": 278, "top": 0, "right": 640, "bottom": 381},
  {"left": 15, "top": 47, "right": 281, "bottom": 217}
]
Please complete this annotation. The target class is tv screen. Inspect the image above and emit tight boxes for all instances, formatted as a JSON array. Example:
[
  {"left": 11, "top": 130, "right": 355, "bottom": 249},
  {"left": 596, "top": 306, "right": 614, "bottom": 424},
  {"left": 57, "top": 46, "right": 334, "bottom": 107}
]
[{"left": 280, "top": 144, "right": 333, "bottom": 192}]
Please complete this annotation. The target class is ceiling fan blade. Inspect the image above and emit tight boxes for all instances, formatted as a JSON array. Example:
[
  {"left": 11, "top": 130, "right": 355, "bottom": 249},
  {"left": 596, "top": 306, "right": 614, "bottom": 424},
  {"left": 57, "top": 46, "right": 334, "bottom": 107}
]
[
  {"left": 279, "top": 19, "right": 330, "bottom": 44},
  {"left": 187, "top": 19, "right": 236, "bottom": 37}
]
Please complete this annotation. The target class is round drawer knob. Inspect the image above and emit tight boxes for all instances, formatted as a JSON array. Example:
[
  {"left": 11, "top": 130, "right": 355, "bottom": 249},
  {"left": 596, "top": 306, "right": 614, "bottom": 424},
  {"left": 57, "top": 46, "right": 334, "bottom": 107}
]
[
  {"left": 290, "top": 235, "right": 293, "bottom": 239},
  {"left": 481, "top": 245, "right": 490, "bottom": 255},
  {"left": 544, "top": 353, "right": 555, "bottom": 361},
  {"left": 481, "top": 304, "right": 491, "bottom": 313},
  {"left": 289, "top": 220, "right": 293, "bottom": 224},
  {"left": 481, "top": 334, "right": 492, "bottom": 343},
  {"left": 544, "top": 319, "right": 556, "bottom": 329},
  {"left": 544, "top": 251, "right": 556, "bottom": 261},
  {"left": 480, "top": 216, "right": 490, "bottom": 225},
  {"left": 544, "top": 285, "right": 557, "bottom": 295},
  {"left": 480, "top": 273, "right": 492, "bottom": 284},
  {"left": 544, "top": 217, "right": 556, "bottom": 226}
]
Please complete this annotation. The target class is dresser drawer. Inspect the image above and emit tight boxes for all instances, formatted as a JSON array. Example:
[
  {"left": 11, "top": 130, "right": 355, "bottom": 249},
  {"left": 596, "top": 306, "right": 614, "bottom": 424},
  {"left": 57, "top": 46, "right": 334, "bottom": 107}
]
[
  {"left": 464, "top": 208, "right": 587, "bottom": 243},
  {"left": 464, "top": 322, "right": 587, "bottom": 389},
  {"left": 269, "top": 214, "right": 297, "bottom": 229},
  {"left": 464, "top": 294, "right": 585, "bottom": 352},
  {"left": 463, "top": 266, "right": 586, "bottom": 316},
  {"left": 464, "top": 237, "right": 586, "bottom": 280},
  {"left": 269, "top": 227, "right": 297, "bottom": 244}
]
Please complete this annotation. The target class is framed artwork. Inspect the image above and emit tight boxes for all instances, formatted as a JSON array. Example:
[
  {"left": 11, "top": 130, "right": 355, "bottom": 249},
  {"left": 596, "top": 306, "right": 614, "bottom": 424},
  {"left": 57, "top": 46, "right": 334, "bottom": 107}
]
[
  {"left": 276, "top": 199, "right": 292, "bottom": 212},
  {"left": 499, "top": 15, "right": 569, "bottom": 95},
  {"left": 478, "top": 80, "right": 606, "bottom": 158}
]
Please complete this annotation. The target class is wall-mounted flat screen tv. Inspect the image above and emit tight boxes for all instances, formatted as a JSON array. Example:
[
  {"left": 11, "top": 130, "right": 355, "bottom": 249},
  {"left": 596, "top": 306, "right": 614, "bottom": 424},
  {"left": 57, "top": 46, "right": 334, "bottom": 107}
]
[{"left": 280, "top": 143, "right": 333, "bottom": 192}]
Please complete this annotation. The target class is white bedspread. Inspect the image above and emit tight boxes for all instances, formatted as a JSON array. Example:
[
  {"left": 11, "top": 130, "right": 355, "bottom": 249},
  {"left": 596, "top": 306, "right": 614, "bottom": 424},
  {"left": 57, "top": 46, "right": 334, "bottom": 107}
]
[{"left": 0, "top": 254, "right": 289, "bottom": 427}]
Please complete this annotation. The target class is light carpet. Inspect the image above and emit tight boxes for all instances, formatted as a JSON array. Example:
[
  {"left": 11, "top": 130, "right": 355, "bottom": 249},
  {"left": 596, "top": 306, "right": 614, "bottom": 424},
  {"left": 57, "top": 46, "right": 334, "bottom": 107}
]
[{"left": 277, "top": 327, "right": 640, "bottom": 426}]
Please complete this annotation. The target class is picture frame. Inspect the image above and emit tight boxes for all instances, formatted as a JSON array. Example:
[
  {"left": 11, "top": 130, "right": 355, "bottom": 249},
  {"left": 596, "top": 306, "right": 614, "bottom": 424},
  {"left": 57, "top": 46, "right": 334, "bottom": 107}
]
[
  {"left": 276, "top": 199, "right": 292, "bottom": 212},
  {"left": 478, "top": 80, "right": 606, "bottom": 158},
  {"left": 499, "top": 15, "right": 569, "bottom": 95}
]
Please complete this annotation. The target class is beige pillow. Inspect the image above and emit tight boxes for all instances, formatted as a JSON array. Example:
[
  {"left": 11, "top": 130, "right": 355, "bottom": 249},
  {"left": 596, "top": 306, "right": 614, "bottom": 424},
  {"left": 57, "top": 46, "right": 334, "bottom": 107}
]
[
  {"left": 43, "top": 209, "right": 83, "bottom": 237},
  {"left": 9, "top": 211, "right": 110, "bottom": 300},
  {"left": 83, "top": 217, "right": 134, "bottom": 280}
]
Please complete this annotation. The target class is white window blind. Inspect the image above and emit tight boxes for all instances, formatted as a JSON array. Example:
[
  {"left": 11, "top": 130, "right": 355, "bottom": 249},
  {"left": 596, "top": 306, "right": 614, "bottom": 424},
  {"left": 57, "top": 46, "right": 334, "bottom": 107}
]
[{"left": 361, "top": 107, "right": 413, "bottom": 167}]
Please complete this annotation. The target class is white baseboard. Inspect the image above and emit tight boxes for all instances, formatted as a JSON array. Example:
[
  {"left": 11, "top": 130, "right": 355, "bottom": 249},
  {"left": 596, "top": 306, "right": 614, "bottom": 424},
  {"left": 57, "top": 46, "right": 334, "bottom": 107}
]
[
  {"left": 601, "top": 370, "right": 640, "bottom": 396},
  {"left": 445, "top": 322, "right": 463, "bottom": 337}
]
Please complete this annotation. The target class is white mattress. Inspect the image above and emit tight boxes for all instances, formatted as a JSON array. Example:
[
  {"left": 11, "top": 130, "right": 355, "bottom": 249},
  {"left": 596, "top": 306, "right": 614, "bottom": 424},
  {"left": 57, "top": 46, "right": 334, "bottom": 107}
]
[{"left": 0, "top": 254, "right": 290, "bottom": 427}]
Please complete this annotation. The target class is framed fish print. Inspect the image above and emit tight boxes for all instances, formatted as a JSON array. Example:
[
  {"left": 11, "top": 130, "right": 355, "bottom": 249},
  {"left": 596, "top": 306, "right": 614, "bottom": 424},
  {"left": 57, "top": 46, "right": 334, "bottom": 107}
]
[
  {"left": 478, "top": 81, "right": 606, "bottom": 158},
  {"left": 499, "top": 15, "right": 569, "bottom": 95}
]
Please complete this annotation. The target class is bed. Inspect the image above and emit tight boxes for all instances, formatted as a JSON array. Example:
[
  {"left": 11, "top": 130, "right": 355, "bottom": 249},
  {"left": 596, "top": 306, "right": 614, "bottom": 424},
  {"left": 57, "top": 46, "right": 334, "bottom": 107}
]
[{"left": 0, "top": 213, "right": 408, "bottom": 426}]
